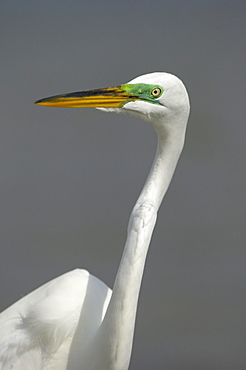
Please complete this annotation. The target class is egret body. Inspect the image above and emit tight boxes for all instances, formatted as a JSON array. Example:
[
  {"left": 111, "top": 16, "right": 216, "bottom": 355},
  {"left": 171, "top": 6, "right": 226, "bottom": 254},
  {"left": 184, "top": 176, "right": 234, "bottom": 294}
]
[{"left": 0, "top": 72, "right": 190, "bottom": 369}]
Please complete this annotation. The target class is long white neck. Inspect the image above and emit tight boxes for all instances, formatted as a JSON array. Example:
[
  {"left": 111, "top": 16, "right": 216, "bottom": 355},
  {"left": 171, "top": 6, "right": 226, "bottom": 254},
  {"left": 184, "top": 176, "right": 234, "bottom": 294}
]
[
  {"left": 88, "top": 119, "right": 187, "bottom": 369},
  {"left": 68, "top": 114, "right": 187, "bottom": 370}
]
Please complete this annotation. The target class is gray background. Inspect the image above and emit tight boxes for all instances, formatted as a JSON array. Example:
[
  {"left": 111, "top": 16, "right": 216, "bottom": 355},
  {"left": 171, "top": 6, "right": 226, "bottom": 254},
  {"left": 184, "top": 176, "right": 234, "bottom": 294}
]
[{"left": 1, "top": 1, "right": 246, "bottom": 369}]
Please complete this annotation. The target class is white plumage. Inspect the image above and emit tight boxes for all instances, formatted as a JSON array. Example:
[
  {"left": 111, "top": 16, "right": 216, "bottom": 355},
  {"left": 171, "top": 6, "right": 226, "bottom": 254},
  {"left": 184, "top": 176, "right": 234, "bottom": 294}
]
[
  {"left": 0, "top": 72, "right": 190, "bottom": 369},
  {"left": 0, "top": 270, "right": 111, "bottom": 369}
]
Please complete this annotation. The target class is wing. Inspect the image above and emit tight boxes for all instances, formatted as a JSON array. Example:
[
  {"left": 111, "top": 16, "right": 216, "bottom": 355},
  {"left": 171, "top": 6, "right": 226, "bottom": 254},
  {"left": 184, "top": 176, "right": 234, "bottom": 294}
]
[{"left": 0, "top": 269, "right": 112, "bottom": 370}]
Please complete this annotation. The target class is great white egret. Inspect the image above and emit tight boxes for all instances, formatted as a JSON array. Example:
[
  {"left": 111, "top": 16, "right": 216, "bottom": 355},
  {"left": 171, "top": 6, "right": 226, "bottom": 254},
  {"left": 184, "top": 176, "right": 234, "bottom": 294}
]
[{"left": 0, "top": 72, "right": 190, "bottom": 369}]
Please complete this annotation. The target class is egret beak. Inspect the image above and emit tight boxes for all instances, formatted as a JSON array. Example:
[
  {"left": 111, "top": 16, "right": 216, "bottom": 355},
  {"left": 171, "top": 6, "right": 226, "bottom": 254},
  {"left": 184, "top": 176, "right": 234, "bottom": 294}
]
[{"left": 35, "top": 86, "right": 141, "bottom": 108}]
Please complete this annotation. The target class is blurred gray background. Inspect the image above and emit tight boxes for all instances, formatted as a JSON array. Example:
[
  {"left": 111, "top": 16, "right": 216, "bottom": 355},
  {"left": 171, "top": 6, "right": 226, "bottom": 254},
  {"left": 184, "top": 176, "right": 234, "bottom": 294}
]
[{"left": 1, "top": 1, "right": 246, "bottom": 369}]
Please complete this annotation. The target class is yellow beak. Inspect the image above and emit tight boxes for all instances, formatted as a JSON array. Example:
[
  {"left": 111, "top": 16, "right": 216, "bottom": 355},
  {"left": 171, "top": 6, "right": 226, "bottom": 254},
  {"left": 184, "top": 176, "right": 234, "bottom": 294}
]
[{"left": 35, "top": 86, "right": 140, "bottom": 108}]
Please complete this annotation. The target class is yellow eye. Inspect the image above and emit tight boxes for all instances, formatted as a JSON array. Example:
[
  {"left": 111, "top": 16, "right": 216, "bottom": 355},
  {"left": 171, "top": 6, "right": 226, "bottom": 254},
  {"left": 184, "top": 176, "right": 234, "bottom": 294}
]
[{"left": 151, "top": 87, "right": 162, "bottom": 98}]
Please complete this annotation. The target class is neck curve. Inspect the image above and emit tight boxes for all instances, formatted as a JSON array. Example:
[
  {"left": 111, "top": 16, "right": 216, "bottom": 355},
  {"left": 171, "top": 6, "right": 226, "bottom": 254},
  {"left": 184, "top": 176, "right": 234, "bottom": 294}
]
[
  {"left": 90, "top": 120, "right": 186, "bottom": 369},
  {"left": 68, "top": 113, "right": 188, "bottom": 370}
]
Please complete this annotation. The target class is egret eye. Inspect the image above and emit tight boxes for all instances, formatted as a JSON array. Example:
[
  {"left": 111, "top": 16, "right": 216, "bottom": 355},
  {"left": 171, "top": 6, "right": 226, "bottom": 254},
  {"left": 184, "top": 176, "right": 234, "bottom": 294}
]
[{"left": 151, "top": 87, "right": 162, "bottom": 98}]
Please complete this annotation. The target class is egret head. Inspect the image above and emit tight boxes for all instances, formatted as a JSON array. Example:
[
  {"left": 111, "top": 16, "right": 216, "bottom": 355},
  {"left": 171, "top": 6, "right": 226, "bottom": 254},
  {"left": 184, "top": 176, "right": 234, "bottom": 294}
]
[
  {"left": 35, "top": 72, "right": 190, "bottom": 131},
  {"left": 111, "top": 72, "right": 190, "bottom": 127}
]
